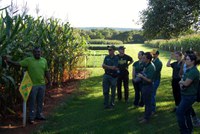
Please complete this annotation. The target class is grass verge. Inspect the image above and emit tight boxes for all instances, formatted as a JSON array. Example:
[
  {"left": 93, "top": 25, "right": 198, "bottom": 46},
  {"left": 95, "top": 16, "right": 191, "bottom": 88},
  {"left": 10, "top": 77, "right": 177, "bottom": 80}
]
[{"left": 35, "top": 44, "right": 200, "bottom": 134}]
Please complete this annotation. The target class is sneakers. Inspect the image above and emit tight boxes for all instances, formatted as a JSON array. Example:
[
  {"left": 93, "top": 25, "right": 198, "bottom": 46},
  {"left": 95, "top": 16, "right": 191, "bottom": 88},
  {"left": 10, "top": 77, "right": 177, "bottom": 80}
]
[
  {"left": 35, "top": 116, "right": 46, "bottom": 120},
  {"left": 139, "top": 118, "right": 148, "bottom": 124},
  {"left": 104, "top": 102, "right": 115, "bottom": 110},
  {"left": 29, "top": 119, "right": 35, "bottom": 124}
]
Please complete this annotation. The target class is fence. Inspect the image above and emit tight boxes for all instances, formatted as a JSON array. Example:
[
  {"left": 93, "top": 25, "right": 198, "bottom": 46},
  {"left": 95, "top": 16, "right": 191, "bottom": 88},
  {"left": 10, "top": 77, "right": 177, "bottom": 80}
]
[{"left": 77, "top": 51, "right": 106, "bottom": 68}]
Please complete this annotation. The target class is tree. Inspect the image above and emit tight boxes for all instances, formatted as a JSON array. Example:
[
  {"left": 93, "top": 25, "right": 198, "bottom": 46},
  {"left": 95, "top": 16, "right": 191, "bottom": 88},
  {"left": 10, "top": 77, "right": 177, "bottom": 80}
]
[{"left": 141, "top": 0, "right": 200, "bottom": 39}]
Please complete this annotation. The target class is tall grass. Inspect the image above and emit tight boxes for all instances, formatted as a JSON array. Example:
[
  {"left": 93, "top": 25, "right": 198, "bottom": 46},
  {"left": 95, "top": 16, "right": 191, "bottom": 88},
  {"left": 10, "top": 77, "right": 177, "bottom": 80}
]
[{"left": 35, "top": 44, "right": 200, "bottom": 134}]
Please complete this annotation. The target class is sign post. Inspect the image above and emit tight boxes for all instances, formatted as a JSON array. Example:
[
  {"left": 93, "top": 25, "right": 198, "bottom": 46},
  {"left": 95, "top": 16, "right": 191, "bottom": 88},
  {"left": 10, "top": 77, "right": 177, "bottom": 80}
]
[{"left": 19, "top": 72, "right": 33, "bottom": 127}]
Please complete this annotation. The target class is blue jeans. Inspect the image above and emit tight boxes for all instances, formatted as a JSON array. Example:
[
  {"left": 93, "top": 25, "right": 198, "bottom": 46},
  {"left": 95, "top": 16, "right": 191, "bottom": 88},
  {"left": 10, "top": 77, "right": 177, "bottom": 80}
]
[
  {"left": 151, "top": 80, "right": 160, "bottom": 112},
  {"left": 29, "top": 85, "right": 46, "bottom": 120},
  {"left": 176, "top": 95, "right": 196, "bottom": 134},
  {"left": 142, "top": 84, "right": 153, "bottom": 120},
  {"left": 133, "top": 81, "right": 143, "bottom": 106},
  {"left": 103, "top": 74, "right": 117, "bottom": 107}
]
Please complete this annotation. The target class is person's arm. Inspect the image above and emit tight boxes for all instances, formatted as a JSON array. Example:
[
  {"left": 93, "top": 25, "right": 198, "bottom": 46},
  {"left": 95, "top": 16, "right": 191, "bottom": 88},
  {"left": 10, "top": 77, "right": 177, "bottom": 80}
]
[
  {"left": 102, "top": 64, "right": 118, "bottom": 70},
  {"left": 179, "top": 61, "right": 184, "bottom": 78},
  {"left": 128, "top": 56, "right": 134, "bottom": 66},
  {"left": 167, "top": 53, "right": 173, "bottom": 67},
  {"left": 166, "top": 57, "right": 172, "bottom": 67},
  {"left": 7, "top": 59, "right": 21, "bottom": 66},
  {"left": 157, "top": 60, "right": 163, "bottom": 72},
  {"left": 137, "top": 73, "right": 152, "bottom": 83},
  {"left": 179, "top": 68, "right": 197, "bottom": 88},
  {"left": 2, "top": 56, "right": 21, "bottom": 66},
  {"left": 102, "top": 56, "right": 118, "bottom": 70},
  {"left": 179, "top": 78, "right": 192, "bottom": 87},
  {"left": 132, "top": 66, "right": 135, "bottom": 79}
]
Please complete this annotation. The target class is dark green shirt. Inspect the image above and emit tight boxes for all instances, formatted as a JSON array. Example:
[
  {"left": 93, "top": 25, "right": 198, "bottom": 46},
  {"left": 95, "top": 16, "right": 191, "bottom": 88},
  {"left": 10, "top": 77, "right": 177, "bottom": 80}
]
[
  {"left": 171, "top": 61, "right": 182, "bottom": 79},
  {"left": 103, "top": 55, "right": 118, "bottom": 75},
  {"left": 181, "top": 66, "right": 199, "bottom": 96},
  {"left": 153, "top": 58, "right": 162, "bottom": 80},
  {"left": 117, "top": 54, "right": 133, "bottom": 71},
  {"left": 133, "top": 60, "right": 145, "bottom": 77},
  {"left": 142, "top": 62, "right": 156, "bottom": 85}
]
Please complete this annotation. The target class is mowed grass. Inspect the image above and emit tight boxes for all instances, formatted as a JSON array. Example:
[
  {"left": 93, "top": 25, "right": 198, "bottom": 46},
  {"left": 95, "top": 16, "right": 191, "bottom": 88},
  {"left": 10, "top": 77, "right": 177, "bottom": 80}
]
[{"left": 35, "top": 44, "right": 200, "bottom": 134}]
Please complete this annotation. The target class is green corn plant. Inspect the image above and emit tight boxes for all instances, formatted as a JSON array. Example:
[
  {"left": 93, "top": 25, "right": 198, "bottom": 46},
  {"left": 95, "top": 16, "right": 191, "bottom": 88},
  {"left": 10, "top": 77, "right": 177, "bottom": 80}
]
[{"left": 0, "top": 7, "right": 88, "bottom": 119}]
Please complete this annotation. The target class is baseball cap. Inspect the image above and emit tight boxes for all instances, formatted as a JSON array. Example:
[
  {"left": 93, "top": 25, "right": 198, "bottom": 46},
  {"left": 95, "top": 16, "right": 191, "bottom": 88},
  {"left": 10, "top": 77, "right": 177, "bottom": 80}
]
[
  {"left": 118, "top": 46, "right": 126, "bottom": 50},
  {"left": 107, "top": 45, "right": 116, "bottom": 50}
]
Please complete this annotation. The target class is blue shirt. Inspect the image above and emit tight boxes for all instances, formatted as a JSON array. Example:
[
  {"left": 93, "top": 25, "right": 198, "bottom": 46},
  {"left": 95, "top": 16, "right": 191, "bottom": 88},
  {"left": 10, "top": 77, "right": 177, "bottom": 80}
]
[{"left": 103, "top": 55, "right": 118, "bottom": 76}]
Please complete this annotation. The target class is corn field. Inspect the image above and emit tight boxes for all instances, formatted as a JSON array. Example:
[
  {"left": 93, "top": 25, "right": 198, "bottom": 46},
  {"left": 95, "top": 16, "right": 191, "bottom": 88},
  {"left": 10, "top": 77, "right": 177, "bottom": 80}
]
[
  {"left": 0, "top": 9, "right": 87, "bottom": 119},
  {"left": 144, "top": 34, "right": 200, "bottom": 52}
]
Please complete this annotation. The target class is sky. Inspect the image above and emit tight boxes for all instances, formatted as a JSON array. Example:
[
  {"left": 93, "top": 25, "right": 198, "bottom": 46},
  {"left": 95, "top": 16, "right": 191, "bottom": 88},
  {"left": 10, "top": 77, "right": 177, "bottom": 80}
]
[{"left": 0, "top": 0, "right": 148, "bottom": 28}]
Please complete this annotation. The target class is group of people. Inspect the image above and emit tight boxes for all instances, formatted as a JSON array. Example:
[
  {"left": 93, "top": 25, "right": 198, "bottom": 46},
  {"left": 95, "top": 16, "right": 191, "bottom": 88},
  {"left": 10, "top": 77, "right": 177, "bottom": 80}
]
[
  {"left": 167, "top": 50, "right": 200, "bottom": 133},
  {"left": 2, "top": 44, "right": 200, "bottom": 133},
  {"left": 102, "top": 45, "right": 162, "bottom": 122},
  {"left": 102, "top": 45, "right": 200, "bottom": 133}
]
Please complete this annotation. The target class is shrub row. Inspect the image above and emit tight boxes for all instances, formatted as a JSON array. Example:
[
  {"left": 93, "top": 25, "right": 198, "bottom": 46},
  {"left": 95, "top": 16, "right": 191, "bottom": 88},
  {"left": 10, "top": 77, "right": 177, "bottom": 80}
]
[
  {"left": 88, "top": 39, "right": 123, "bottom": 45},
  {"left": 144, "top": 34, "right": 200, "bottom": 52}
]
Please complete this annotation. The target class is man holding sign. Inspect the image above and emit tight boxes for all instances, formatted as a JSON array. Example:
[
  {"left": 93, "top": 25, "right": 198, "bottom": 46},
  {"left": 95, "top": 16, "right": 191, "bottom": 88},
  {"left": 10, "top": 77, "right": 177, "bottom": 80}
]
[{"left": 4, "top": 47, "right": 52, "bottom": 124}]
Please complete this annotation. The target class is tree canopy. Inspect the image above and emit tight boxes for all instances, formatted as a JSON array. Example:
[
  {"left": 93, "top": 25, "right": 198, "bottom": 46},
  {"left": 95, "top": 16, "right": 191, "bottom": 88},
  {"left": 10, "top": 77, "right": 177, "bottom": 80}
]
[
  {"left": 141, "top": 0, "right": 200, "bottom": 39},
  {"left": 76, "top": 28, "right": 145, "bottom": 44}
]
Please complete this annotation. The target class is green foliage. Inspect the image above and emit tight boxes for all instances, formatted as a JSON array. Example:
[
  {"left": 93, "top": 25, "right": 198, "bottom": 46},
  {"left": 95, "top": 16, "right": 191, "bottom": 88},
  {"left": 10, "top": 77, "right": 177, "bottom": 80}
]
[
  {"left": 77, "top": 28, "right": 145, "bottom": 43},
  {"left": 0, "top": 9, "right": 87, "bottom": 118},
  {"left": 144, "top": 34, "right": 200, "bottom": 52},
  {"left": 141, "top": 0, "right": 200, "bottom": 39},
  {"left": 88, "top": 39, "right": 123, "bottom": 45}
]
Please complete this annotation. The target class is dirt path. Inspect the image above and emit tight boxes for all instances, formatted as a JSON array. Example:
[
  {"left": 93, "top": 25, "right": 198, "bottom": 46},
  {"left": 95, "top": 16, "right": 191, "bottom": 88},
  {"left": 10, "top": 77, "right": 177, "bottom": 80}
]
[
  {"left": 0, "top": 70, "right": 89, "bottom": 134},
  {"left": 0, "top": 80, "right": 78, "bottom": 134}
]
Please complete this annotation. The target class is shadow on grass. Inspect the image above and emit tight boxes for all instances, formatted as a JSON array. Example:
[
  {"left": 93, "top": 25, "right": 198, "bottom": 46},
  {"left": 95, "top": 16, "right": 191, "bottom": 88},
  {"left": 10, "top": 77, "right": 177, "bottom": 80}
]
[
  {"left": 35, "top": 50, "right": 200, "bottom": 134},
  {"left": 35, "top": 74, "right": 190, "bottom": 134}
]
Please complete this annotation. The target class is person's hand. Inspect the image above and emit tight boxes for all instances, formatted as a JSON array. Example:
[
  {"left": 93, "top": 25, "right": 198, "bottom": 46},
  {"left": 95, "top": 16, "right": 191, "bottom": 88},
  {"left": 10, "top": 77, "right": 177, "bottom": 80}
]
[
  {"left": 111, "top": 66, "right": 118, "bottom": 70},
  {"left": 179, "top": 80, "right": 185, "bottom": 90},
  {"left": 179, "top": 80, "right": 183, "bottom": 85},
  {"left": 137, "top": 73, "right": 143, "bottom": 78}
]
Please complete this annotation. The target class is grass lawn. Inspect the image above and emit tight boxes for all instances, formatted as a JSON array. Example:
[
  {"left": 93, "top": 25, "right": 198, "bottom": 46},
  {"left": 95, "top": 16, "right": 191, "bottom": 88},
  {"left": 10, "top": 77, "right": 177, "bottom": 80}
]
[{"left": 35, "top": 44, "right": 200, "bottom": 134}]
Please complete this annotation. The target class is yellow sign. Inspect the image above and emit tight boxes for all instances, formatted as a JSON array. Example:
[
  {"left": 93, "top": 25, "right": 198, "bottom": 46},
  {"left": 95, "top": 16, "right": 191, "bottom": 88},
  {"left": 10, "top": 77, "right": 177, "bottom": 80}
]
[{"left": 19, "top": 72, "right": 33, "bottom": 101}]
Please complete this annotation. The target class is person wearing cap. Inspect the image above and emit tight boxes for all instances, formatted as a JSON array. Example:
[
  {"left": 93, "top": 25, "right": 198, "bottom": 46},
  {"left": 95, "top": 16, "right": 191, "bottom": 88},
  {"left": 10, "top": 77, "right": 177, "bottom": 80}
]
[
  {"left": 117, "top": 46, "right": 133, "bottom": 103},
  {"left": 151, "top": 50, "right": 163, "bottom": 114},
  {"left": 102, "top": 45, "right": 119, "bottom": 109}
]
